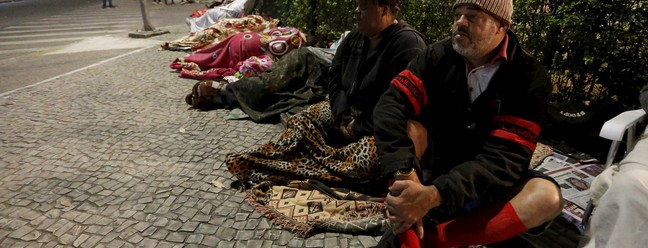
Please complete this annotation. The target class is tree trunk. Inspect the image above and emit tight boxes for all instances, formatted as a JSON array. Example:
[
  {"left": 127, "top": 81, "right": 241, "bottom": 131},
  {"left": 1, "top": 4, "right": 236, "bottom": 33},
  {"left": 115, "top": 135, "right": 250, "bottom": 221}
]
[{"left": 138, "top": 0, "right": 155, "bottom": 31}]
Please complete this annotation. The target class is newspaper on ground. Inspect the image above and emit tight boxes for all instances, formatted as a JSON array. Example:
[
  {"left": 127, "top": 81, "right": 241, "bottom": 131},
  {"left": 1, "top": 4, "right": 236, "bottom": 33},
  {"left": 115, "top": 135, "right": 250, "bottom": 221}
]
[{"left": 534, "top": 151, "right": 604, "bottom": 232}]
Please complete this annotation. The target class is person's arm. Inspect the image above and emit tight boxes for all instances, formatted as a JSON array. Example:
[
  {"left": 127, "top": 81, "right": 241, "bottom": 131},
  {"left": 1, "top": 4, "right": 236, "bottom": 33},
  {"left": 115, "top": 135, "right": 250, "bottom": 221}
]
[
  {"left": 374, "top": 48, "right": 430, "bottom": 177},
  {"left": 328, "top": 33, "right": 351, "bottom": 127},
  {"left": 375, "top": 48, "right": 438, "bottom": 236},
  {"left": 374, "top": 85, "right": 420, "bottom": 174}
]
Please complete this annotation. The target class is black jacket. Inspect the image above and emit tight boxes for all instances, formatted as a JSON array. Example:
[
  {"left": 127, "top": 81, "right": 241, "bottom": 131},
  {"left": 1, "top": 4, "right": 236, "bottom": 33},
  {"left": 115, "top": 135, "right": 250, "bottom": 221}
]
[
  {"left": 374, "top": 31, "right": 552, "bottom": 214},
  {"left": 329, "top": 21, "right": 426, "bottom": 138}
]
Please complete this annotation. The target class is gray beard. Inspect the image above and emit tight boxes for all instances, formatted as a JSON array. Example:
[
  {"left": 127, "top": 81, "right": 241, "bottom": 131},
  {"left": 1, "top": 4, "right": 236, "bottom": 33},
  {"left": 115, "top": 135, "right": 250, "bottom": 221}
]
[
  {"left": 451, "top": 25, "right": 498, "bottom": 61},
  {"left": 452, "top": 40, "right": 478, "bottom": 58}
]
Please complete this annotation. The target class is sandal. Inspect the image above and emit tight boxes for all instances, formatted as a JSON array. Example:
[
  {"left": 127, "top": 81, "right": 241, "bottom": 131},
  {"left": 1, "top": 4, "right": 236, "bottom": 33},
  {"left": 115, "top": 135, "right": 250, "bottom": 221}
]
[{"left": 185, "top": 80, "right": 227, "bottom": 110}]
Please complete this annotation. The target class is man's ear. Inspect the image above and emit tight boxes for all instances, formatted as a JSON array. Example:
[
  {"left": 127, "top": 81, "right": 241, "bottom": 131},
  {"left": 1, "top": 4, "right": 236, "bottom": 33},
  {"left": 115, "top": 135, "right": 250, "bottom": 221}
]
[
  {"left": 383, "top": 6, "right": 388, "bottom": 16},
  {"left": 499, "top": 24, "right": 508, "bottom": 34}
]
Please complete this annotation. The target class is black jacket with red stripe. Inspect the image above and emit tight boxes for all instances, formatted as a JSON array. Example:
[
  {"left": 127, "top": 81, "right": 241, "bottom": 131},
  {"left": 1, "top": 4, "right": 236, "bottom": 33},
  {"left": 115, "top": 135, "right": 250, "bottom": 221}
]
[{"left": 374, "top": 31, "right": 552, "bottom": 215}]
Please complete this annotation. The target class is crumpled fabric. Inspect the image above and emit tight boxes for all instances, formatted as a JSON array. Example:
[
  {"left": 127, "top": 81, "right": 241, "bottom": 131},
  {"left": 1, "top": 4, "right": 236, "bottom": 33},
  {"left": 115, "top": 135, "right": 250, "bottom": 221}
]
[
  {"left": 236, "top": 55, "right": 273, "bottom": 77},
  {"left": 170, "top": 27, "right": 305, "bottom": 81},
  {"left": 162, "top": 15, "right": 278, "bottom": 51}
]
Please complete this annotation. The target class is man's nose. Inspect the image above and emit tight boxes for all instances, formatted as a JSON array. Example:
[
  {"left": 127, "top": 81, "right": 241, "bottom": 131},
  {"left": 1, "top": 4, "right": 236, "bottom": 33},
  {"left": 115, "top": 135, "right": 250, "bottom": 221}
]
[{"left": 455, "top": 15, "right": 469, "bottom": 26}]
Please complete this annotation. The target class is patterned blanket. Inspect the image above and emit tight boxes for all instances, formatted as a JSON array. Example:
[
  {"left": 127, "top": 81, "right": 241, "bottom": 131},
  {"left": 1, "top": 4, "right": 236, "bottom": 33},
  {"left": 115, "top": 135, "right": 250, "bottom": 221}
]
[
  {"left": 226, "top": 101, "right": 383, "bottom": 187},
  {"left": 162, "top": 15, "right": 277, "bottom": 51},
  {"left": 226, "top": 101, "right": 557, "bottom": 237},
  {"left": 244, "top": 179, "right": 389, "bottom": 237}
]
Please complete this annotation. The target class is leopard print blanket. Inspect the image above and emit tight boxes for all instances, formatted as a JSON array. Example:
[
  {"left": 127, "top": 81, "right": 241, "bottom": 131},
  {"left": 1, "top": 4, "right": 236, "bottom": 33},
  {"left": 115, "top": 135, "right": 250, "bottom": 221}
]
[{"left": 226, "top": 101, "right": 383, "bottom": 188}]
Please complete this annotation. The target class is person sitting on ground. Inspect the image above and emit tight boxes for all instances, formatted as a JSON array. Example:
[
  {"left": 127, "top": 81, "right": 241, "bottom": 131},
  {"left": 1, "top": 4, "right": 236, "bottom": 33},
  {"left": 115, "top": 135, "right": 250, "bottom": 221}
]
[
  {"left": 582, "top": 83, "right": 648, "bottom": 247},
  {"left": 372, "top": 0, "right": 563, "bottom": 247},
  {"left": 187, "top": 0, "right": 260, "bottom": 34},
  {"left": 226, "top": 0, "right": 426, "bottom": 190}
]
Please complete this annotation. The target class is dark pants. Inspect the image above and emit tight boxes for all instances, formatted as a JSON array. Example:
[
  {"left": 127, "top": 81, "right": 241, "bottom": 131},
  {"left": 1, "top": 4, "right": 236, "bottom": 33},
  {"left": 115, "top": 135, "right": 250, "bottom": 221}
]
[{"left": 222, "top": 85, "right": 240, "bottom": 109}]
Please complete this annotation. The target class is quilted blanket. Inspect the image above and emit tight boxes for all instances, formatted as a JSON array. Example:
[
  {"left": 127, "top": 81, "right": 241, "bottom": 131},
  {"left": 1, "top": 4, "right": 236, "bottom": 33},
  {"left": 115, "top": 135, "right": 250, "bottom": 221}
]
[{"left": 244, "top": 179, "right": 389, "bottom": 237}]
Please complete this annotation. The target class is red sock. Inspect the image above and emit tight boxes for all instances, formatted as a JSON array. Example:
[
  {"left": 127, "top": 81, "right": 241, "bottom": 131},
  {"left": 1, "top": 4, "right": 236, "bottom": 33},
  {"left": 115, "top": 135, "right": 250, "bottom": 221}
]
[
  {"left": 423, "top": 202, "right": 528, "bottom": 247},
  {"left": 398, "top": 229, "right": 420, "bottom": 248}
]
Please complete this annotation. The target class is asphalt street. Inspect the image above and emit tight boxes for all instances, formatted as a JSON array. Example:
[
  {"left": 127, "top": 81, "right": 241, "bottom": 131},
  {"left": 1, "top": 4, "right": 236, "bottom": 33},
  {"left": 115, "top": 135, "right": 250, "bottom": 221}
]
[
  {"left": 0, "top": 0, "right": 202, "bottom": 93},
  {"left": 0, "top": 2, "right": 384, "bottom": 247}
]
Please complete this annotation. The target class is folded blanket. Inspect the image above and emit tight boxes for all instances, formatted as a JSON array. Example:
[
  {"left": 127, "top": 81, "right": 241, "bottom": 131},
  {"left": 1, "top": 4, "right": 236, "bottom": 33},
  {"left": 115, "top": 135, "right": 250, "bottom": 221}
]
[{"left": 244, "top": 179, "right": 389, "bottom": 237}]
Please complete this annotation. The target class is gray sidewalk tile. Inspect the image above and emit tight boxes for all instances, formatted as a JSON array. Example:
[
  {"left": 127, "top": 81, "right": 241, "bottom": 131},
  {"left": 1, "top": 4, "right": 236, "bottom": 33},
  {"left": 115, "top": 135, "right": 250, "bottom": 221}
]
[{"left": 0, "top": 23, "right": 382, "bottom": 248}]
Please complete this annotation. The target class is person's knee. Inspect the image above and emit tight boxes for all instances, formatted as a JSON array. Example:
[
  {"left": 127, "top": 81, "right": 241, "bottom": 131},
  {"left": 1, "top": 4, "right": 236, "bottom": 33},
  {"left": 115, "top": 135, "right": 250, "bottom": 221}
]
[
  {"left": 529, "top": 178, "right": 562, "bottom": 214},
  {"left": 513, "top": 178, "right": 562, "bottom": 227}
]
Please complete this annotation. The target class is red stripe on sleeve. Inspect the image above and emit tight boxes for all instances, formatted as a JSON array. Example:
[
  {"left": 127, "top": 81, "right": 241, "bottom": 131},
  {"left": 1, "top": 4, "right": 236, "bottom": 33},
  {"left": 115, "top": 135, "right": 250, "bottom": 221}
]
[
  {"left": 491, "top": 115, "right": 541, "bottom": 151},
  {"left": 494, "top": 115, "right": 541, "bottom": 136},
  {"left": 490, "top": 129, "right": 537, "bottom": 151},
  {"left": 391, "top": 70, "right": 428, "bottom": 115},
  {"left": 392, "top": 81, "right": 421, "bottom": 115}
]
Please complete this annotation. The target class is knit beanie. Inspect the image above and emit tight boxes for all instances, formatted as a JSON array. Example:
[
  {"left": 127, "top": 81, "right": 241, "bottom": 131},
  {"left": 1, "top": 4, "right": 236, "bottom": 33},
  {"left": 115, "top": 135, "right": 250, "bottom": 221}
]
[{"left": 453, "top": 0, "right": 513, "bottom": 25}]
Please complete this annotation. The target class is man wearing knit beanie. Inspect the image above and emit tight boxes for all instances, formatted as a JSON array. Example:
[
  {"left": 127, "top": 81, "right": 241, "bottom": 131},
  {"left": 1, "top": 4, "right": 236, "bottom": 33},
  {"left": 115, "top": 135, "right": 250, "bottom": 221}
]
[
  {"left": 454, "top": 0, "right": 513, "bottom": 25},
  {"left": 374, "top": 0, "right": 561, "bottom": 247}
]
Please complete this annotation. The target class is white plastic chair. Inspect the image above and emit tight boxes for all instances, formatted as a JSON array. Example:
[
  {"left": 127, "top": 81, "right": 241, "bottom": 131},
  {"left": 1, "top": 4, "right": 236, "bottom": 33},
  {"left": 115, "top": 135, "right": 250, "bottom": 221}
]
[{"left": 598, "top": 109, "right": 647, "bottom": 167}]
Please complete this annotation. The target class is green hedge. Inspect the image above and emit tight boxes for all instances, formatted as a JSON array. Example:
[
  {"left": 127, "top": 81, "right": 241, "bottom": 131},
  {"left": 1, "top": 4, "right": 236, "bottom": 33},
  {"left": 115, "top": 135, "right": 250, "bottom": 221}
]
[{"left": 264, "top": 0, "right": 648, "bottom": 110}]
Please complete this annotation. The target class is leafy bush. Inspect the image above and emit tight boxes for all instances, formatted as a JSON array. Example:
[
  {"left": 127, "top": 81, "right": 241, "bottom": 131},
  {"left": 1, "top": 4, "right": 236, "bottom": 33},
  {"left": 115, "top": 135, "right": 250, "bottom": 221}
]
[
  {"left": 264, "top": 0, "right": 647, "bottom": 109},
  {"left": 399, "top": 0, "right": 454, "bottom": 43},
  {"left": 263, "top": 0, "right": 356, "bottom": 44}
]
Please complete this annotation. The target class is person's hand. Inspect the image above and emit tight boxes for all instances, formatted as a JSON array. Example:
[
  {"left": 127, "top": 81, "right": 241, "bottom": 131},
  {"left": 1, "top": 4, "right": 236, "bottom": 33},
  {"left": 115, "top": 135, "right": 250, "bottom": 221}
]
[
  {"left": 386, "top": 178, "right": 442, "bottom": 238},
  {"left": 339, "top": 119, "right": 355, "bottom": 139},
  {"left": 389, "top": 173, "right": 425, "bottom": 239}
]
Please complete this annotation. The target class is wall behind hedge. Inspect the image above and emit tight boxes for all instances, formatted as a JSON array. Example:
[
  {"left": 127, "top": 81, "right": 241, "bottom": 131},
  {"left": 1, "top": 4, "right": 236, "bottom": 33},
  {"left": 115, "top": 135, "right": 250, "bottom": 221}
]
[{"left": 263, "top": 0, "right": 647, "bottom": 110}]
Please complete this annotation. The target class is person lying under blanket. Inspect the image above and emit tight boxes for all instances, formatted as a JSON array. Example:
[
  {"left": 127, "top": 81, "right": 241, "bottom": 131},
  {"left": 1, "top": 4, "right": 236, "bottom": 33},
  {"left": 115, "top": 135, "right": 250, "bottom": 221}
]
[
  {"left": 162, "top": 15, "right": 277, "bottom": 52},
  {"left": 187, "top": 0, "right": 261, "bottom": 34},
  {"left": 170, "top": 27, "right": 305, "bottom": 81}
]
